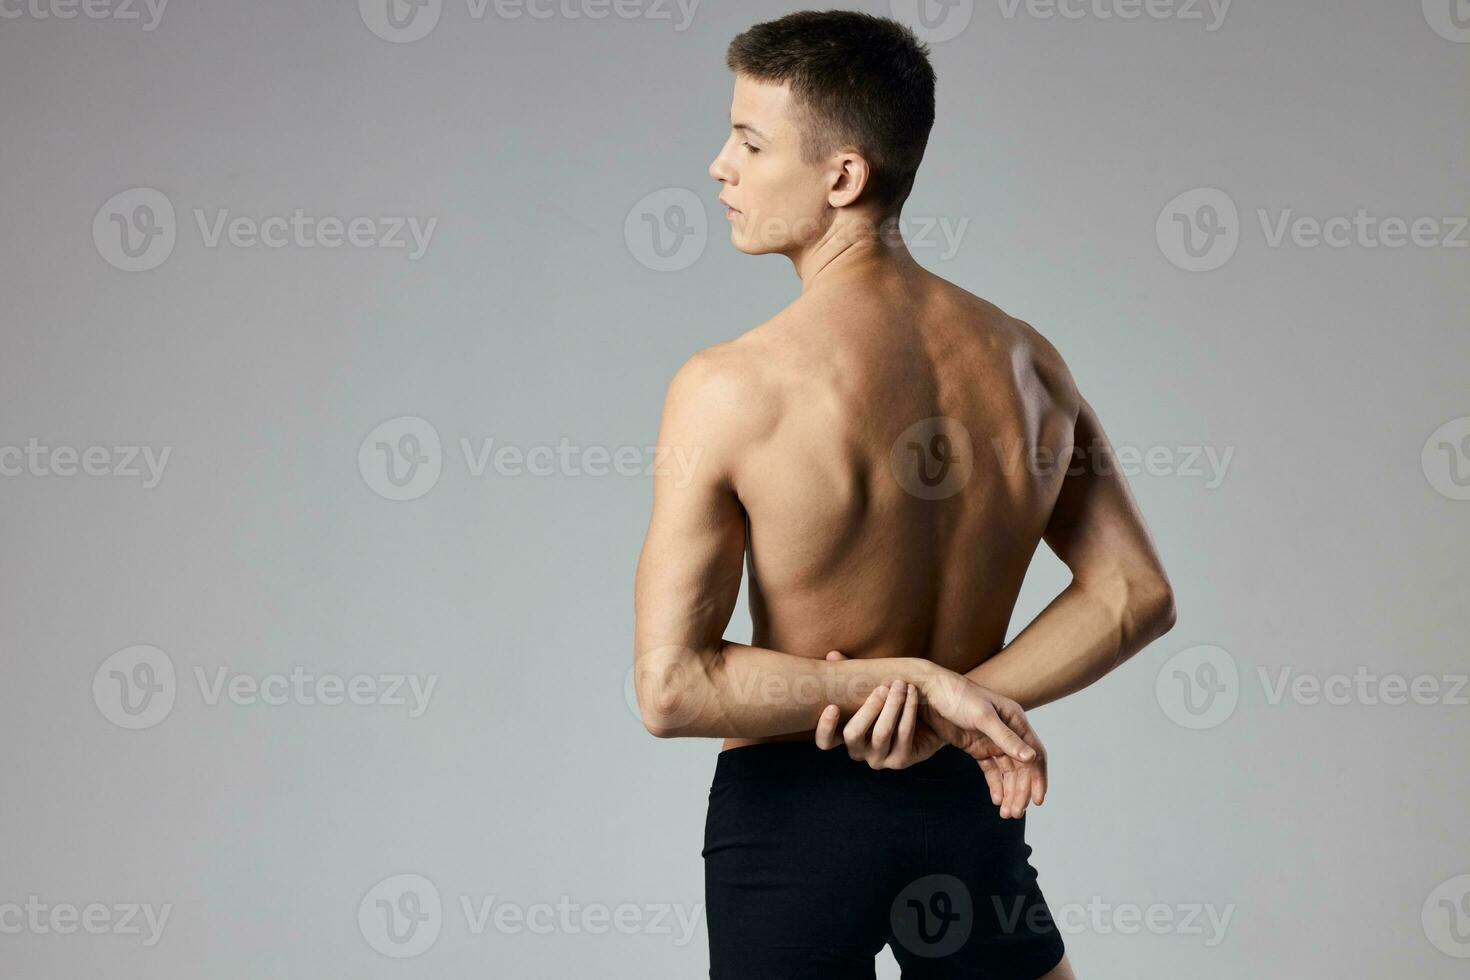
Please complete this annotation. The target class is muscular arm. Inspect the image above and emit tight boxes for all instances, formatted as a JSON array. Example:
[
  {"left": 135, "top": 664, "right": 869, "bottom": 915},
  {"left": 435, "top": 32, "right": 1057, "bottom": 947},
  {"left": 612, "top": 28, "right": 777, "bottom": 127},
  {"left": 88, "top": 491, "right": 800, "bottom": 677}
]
[
  {"left": 965, "top": 397, "right": 1177, "bottom": 710},
  {"left": 632, "top": 351, "right": 941, "bottom": 738}
]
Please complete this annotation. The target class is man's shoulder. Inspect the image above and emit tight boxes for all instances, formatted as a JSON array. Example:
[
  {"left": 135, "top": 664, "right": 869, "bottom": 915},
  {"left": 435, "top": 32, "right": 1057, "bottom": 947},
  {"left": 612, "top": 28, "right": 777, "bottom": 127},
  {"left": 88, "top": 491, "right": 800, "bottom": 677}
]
[
  {"left": 661, "top": 334, "right": 782, "bottom": 444},
  {"left": 668, "top": 333, "right": 771, "bottom": 398},
  {"left": 920, "top": 276, "right": 1082, "bottom": 414},
  {"left": 1003, "top": 314, "right": 1068, "bottom": 372},
  {"left": 937, "top": 282, "right": 1078, "bottom": 404},
  {"left": 1007, "top": 316, "right": 1079, "bottom": 410}
]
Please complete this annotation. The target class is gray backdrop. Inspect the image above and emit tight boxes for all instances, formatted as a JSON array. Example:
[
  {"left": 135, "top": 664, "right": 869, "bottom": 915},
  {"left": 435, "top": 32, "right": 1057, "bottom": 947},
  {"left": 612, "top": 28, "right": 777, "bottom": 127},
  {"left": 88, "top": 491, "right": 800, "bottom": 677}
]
[{"left": 2, "top": 0, "right": 1467, "bottom": 976}]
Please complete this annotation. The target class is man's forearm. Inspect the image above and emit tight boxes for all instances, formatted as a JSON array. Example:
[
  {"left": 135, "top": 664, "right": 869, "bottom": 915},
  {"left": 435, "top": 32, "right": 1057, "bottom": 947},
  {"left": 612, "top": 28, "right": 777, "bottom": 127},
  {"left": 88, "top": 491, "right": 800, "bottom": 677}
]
[
  {"left": 636, "top": 641, "right": 940, "bottom": 739},
  {"left": 964, "top": 578, "right": 1176, "bottom": 711}
]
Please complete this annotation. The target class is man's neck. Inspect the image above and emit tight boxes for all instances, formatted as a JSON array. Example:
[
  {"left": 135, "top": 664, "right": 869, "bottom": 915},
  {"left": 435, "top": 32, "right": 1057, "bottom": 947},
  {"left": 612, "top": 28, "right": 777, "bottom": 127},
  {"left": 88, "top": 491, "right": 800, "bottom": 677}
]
[{"left": 790, "top": 210, "right": 920, "bottom": 293}]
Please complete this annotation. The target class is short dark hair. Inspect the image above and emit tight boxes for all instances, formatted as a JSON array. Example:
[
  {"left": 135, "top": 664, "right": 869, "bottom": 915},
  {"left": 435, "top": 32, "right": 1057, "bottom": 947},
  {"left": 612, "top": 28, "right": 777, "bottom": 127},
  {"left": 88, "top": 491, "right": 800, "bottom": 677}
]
[{"left": 726, "top": 10, "right": 936, "bottom": 213}]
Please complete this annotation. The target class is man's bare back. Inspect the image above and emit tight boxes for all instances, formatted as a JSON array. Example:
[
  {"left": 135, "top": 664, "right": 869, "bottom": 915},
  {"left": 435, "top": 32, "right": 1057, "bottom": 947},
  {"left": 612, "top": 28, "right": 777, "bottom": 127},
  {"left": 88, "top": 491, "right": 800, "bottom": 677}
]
[
  {"left": 709, "top": 256, "right": 1080, "bottom": 750},
  {"left": 634, "top": 18, "right": 1174, "bottom": 976},
  {"left": 636, "top": 18, "right": 1172, "bottom": 810}
]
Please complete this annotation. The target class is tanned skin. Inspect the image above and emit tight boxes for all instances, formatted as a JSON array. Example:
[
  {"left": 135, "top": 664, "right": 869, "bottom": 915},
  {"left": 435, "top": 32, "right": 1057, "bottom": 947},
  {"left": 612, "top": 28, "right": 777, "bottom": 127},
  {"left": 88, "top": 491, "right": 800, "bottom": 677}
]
[{"left": 634, "top": 76, "right": 1177, "bottom": 980}]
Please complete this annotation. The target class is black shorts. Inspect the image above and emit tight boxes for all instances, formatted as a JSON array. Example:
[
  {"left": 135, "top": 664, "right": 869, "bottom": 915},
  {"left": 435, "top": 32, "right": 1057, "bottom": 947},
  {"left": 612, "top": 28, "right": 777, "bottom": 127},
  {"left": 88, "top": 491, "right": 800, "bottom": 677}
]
[{"left": 703, "top": 740, "right": 1066, "bottom": 979}]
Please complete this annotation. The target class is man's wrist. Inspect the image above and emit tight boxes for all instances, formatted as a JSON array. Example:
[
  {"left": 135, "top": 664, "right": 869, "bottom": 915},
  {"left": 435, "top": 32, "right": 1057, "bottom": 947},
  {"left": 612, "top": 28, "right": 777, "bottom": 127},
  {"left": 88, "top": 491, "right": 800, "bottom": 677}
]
[
  {"left": 877, "top": 657, "right": 950, "bottom": 700},
  {"left": 905, "top": 658, "right": 956, "bottom": 699},
  {"left": 819, "top": 656, "right": 941, "bottom": 711}
]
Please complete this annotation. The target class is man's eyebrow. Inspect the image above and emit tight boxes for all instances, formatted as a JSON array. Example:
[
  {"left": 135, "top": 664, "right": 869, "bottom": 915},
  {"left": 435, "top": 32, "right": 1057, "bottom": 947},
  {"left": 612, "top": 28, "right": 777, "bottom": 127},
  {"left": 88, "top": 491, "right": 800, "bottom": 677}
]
[{"left": 732, "top": 122, "right": 772, "bottom": 142}]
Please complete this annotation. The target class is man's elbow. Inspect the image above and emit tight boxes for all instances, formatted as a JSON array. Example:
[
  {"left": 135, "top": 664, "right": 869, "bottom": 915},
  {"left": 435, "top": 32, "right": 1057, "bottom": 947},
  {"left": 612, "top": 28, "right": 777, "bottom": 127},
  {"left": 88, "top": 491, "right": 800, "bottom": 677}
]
[
  {"left": 641, "top": 691, "right": 691, "bottom": 739},
  {"left": 1122, "top": 571, "right": 1177, "bottom": 655},
  {"left": 638, "top": 678, "right": 685, "bottom": 739},
  {"left": 633, "top": 645, "right": 708, "bottom": 739},
  {"left": 1145, "top": 577, "right": 1178, "bottom": 638}
]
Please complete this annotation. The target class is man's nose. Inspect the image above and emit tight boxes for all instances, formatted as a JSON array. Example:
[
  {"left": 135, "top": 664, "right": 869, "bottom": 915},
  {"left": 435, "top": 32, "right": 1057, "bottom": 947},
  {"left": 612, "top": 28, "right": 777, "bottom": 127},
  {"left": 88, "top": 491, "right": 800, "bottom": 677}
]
[{"left": 709, "top": 150, "right": 734, "bottom": 185}]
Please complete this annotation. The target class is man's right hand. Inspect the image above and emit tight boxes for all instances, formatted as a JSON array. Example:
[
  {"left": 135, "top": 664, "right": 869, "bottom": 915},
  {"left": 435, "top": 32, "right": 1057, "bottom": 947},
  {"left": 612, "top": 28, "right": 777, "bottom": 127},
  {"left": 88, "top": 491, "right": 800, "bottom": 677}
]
[
  {"left": 913, "top": 667, "right": 1049, "bottom": 818},
  {"left": 818, "top": 654, "right": 1049, "bottom": 818}
]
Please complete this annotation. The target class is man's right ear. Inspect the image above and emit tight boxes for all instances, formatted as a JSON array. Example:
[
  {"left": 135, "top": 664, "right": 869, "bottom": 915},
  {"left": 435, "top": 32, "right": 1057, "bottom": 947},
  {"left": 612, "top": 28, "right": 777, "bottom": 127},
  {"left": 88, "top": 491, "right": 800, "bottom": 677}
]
[{"left": 826, "top": 153, "right": 871, "bottom": 209}]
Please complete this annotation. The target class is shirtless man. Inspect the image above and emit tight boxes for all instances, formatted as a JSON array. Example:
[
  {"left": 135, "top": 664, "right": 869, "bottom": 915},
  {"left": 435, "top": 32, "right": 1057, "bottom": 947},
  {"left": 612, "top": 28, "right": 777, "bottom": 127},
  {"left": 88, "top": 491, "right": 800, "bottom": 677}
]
[{"left": 632, "top": 12, "right": 1176, "bottom": 978}]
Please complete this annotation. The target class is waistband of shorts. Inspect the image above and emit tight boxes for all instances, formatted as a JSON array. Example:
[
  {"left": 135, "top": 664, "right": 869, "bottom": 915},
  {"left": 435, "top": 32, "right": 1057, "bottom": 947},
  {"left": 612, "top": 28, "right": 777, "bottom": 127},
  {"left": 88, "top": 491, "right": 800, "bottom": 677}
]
[{"left": 713, "top": 739, "right": 977, "bottom": 782}]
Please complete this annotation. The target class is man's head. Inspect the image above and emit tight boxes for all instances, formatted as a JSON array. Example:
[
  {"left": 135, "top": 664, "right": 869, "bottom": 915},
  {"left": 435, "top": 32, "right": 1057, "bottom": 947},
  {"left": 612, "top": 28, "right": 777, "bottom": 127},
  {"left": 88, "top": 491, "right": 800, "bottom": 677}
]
[{"left": 710, "top": 10, "right": 936, "bottom": 256}]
